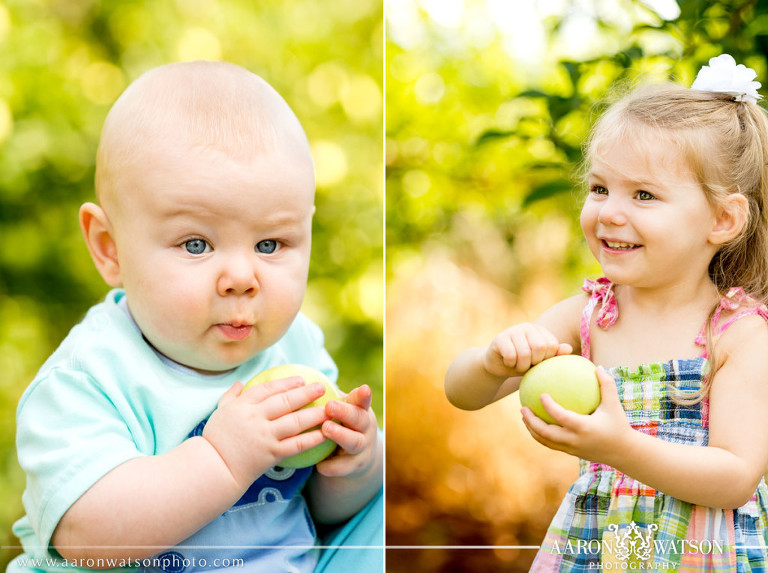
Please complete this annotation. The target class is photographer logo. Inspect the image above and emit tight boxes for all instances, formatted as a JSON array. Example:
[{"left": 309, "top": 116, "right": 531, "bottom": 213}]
[
  {"left": 552, "top": 521, "right": 724, "bottom": 570},
  {"left": 607, "top": 522, "right": 657, "bottom": 561}
]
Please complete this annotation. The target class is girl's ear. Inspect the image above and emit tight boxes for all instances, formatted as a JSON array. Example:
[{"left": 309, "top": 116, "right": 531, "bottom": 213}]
[
  {"left": 709, "top": 193, "right": 749, "bottom": 246},
  {"left": 79, "top": 202, "right": 122, "bottom": 287}
]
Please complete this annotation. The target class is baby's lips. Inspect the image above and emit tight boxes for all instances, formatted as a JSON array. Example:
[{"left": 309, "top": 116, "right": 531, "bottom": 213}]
[{"left": 216, "top": 323, "right": 253, "bottom": 340}]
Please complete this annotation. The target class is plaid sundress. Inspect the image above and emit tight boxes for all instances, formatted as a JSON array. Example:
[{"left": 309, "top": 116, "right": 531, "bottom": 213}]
[{"left": 531, "top": 278, "right": 768, "bottom": 572}]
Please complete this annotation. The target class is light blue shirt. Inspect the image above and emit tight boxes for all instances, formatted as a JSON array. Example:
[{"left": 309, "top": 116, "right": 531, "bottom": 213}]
[{"left": 10, "top": 289, "right": 339, "bottom": 573}]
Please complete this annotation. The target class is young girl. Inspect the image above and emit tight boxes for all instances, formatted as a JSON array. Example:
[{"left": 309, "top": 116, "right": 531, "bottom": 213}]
[{"left": 445, "top": 54, "right": 768, "bottom": 571}]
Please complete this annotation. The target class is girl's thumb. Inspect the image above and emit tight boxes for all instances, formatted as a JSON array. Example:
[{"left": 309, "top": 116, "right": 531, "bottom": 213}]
[{"left": 595, "top": 366, "right": 618, "bottom": 405}]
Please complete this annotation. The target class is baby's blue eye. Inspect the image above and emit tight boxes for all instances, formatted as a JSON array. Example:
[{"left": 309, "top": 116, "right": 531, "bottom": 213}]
[
  {"left": 184, "top": 239, "right": 210, "bottom": 255},
  {"left": 256, "top": 240, "right": 280, "bottom": 254}
]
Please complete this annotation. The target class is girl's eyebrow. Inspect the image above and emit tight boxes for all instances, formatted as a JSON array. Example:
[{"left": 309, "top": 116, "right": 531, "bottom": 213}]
[{"left": 588, "top": 169, "right": 661, "bottom": 191}]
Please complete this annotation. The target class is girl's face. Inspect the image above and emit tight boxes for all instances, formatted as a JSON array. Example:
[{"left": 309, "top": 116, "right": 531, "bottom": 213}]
[{"left": 580, "top": 134, "right": 721, "bottom": 290}]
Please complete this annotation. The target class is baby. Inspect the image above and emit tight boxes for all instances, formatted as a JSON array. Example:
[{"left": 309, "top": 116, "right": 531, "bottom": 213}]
[{"left": 10, "top": 61, "right": 382, "bottom": 573}]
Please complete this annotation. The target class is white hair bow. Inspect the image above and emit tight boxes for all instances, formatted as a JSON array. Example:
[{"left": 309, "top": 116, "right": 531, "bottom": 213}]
[{"left": 691, "top": 54, "right": 762, "bottom": 104}]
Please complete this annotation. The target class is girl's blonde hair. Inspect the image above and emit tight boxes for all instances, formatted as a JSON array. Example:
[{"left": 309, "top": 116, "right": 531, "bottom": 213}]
[{"left": 585, "top": 83, "right": 768, "bottom": 397}]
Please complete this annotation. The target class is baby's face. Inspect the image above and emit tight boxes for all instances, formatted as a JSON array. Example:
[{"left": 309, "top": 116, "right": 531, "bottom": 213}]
[{"left": 107, "top": 141, "right": 315, "bottom": 373}]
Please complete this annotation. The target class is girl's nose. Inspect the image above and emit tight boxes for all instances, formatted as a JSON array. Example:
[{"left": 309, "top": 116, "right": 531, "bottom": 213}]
[
  {"left": 217, "top": 255, "right": 259, "bottom": 296},
  {"left": 597, "top": 196, "right": 628, "bottom": 226}
]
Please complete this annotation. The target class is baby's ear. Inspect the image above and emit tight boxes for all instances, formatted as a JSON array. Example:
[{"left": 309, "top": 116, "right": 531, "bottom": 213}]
[
  {"left": 709, "top": 193, "right": 749, "bottom": 245},
  {"left": 79, "top": 202, "right": 122, "bottom": 287}
]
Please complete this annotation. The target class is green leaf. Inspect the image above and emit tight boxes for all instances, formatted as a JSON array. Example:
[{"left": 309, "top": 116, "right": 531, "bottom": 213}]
[{"left": 522, "top": 180, "right": 574, "bottom": 207}]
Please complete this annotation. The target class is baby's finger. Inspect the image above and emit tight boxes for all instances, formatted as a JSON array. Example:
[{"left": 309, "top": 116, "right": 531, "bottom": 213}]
[
  {"left": 321, "top": 420, "right": 367, "bottom": 455},
  {"left": 277, "top": 428, "right": 328, "bottom": 461},
  {"left": 260, "top": 382, "right": 327, "bottom": 420},
  {"left": 344, "top": 385, "right": 373, "bottom": 411},
  {"left": 241, "top": 376, "right": 308, "bottom": 402},
  {"left": 313, "top": 453, "right": 348, "bottom": 477},
  {"left": 273, "top": 405, "right": 330, "bottom": 440},
  {"left": 217, "top": 381, "right": 244, "bottom": 408},
  {"left": 326, "top": 399, "right": 371, "bottom": 432}
]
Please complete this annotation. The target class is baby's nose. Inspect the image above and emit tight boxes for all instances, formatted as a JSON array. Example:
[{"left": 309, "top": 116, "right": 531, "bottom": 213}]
[{"left": 217, "top": 256, "right": 259, "bottom": 296}]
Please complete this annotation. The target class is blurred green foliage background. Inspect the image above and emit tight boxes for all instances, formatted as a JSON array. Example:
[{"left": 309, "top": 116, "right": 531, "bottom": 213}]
[
  {"left": 0, "top": 0, "right": 382, "bottom": 567},
  {"left": 386, "top": 0, "right": 768, "bottom": 571}
]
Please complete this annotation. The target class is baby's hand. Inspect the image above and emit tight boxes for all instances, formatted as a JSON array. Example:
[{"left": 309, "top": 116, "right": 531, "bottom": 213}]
[
  {"left": 315, "top": 384, "right": 379, "bottom": 478},
  {"left": 521, "top": 366, "right": 631, "bottom": 465},
  {"left": 484, "top": 322, "right": 572, "bottom": 378},
  {"left": 202, "top": 377, "right": 330, "bottom": 488}
]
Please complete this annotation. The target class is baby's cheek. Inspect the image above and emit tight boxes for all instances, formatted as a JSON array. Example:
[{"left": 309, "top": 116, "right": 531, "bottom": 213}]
[{"left": 136, "top": 289, "right": 204, "bottom": 343}]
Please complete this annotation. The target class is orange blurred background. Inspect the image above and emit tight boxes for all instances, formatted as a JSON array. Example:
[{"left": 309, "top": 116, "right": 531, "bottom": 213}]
[{"left": 386, "top": 248, "right": 584, "bottom": 572}]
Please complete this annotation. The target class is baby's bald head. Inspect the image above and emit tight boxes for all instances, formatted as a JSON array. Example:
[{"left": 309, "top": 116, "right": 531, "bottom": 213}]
[{"left": 95, "top": 61, "right": 312, "bottom": 210}]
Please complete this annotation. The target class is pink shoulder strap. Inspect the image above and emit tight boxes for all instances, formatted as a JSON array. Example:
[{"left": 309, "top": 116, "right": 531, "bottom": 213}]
[
  {"left": 580, "top": 280, "right": 768, "bottom": 361},
  {"left": 694, "top": 287, "right": 768, "bottom": 357},
  {"left": 580, "top": 277, "right": 618, "bottom": 360}
]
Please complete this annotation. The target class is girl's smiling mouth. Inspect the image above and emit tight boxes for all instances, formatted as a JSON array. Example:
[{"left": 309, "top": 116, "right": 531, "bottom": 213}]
[{"left": 602, "top": 239, "right": 642, "bottom": 252}]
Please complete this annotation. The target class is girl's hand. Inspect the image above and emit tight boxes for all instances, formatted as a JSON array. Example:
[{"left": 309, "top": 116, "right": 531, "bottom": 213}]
[
  {"left": 484, "top": 322, "right": 572, "bottom": 378},
  {"left": 203, "top": 377, "right": 331, "bottom": 488},
  {"left": 521, "top": 366, "right": 631, "bottom": 465},
  {"left": 315, "top": 384, "right": 379, "bottom": 478}
]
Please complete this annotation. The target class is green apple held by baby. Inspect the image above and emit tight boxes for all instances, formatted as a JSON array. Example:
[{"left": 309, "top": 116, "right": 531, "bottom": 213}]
[
  {"left": 243, "top": 364, "right": 342, "bottom": 468},
  {"left": 519, "top": 355, "right": 601, "bottom": 425}
]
